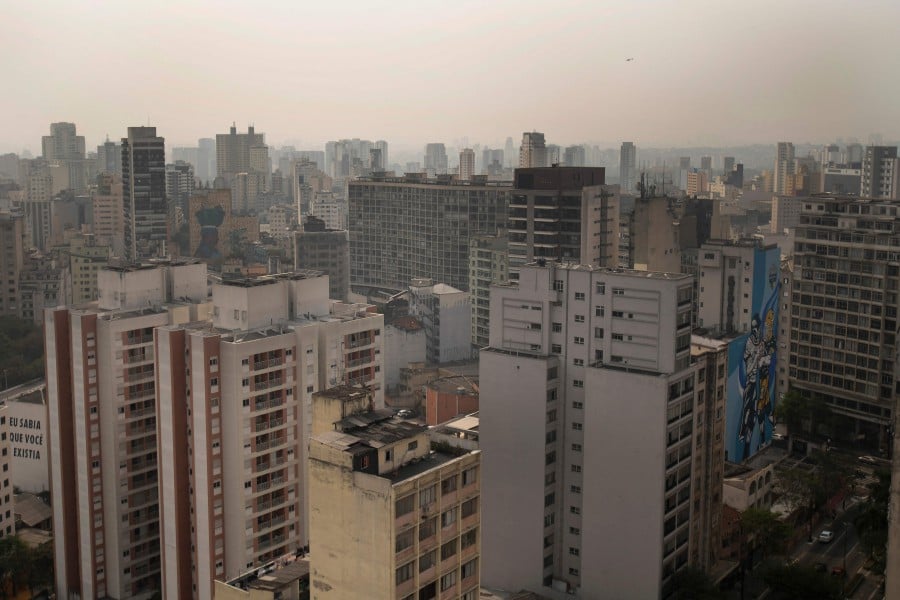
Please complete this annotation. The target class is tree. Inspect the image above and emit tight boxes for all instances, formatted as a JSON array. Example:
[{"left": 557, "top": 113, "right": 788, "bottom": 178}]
[
  {"left": 670, "top": 567, "right": 723, "bottom": 600},
  {"left": 741, "top": 508, "right": 792, "bottom": 560},
  {"left": 26, "top": 541, "right": 53, "bottom": 597},
  {"left": 761, "top": 563, "right": 842, "bottom": 599},
  {"left": 855, "top": 469, "right": 890, "bottom": 562},
  {"left": 776, "top": 390, "right": 808, "bottom": 436},
  {"left": 0, "top": 536, "right": 29, "bottom": 599}
]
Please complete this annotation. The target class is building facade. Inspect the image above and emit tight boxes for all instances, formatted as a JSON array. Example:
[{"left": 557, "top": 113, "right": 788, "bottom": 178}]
[
  {"left": 469, "top": 234, "right": 508, "bottom": 351},
  {"left": 409, "top": 279, "right": 472, "bottom": 365},
  {"left": 507, "top": 167, "right": 618, "bottom": 279},
  {"left": 479, "top": 262, "right": 700, "bottom": 598},
  {"left": 122, "top": 127, "right": 168, "bottom": 261},
  {"left": 293, "top": 221, "right": 350, "bottom": 302},
  {"left": 861, "top": 145, "right": 899, "bottom": 199},
  {"left": 348, "top": 174, "right": 509, "bottom": 293},
  {"left": 619, "top": 142, "right": 636, "bottom": 194},
  {"left": 519, "top": 132, "right": 547, "bottom": 169}
]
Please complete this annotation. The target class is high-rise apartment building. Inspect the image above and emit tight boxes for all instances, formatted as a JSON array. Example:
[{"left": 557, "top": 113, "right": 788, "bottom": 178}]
[
  {"left": 216, "top": 125, "right": 266, "bottom": 185},
  {"left": 424, "top": 143, "right": 449, "bottom": 176},
  {"left": 97, "top": 139, "right": 122, "bottom": 175},
  {"left": 165, "top": 161, "right": 196, "bottom": 216},
  {"left": 65, "top": 233, "right": 111, "bottom": 304},
  {"left": 479, "top": 261, "right": 698, "bottom": 598},
  {"left": 519, "top": 132, "right": 547, "bottom": 169},
  {"left": 348, "top": 174, "right": 509, "bottom": 292},
  {"left": 42, "top": 122, "right": 86, "bottom": 161},
  {"left": 723, "top": 156, "right": 735, "bottom": 176},
  {"left": 563, "top": 146, "right": 586, "bottom": 168},
  {"left": 122, "top": 127, "right": 168, "bottom": 261},
  {"left": 861, "top": 145, "right": 899, "bottom": 199},
  {"left": 508, "top": 167, "right": 618, "bottom": 280},
  {"left": 469, "top": 234, "right": 508, "bottom": 350},
  {"left": 308, "top": 386, "right": 481, "bottom": 600},
  {"left": 0, "top": 209, "right": 24, "bottom": 317},
  {"left": 45, "top": 261, "right": 209, "bottom": 600},
  {"left": 700, "top": 156, "right": 712, "bottom": 176},
  {"left": 92, "top": 172, "right": 125, "bottom": 256},
  {"left": 789, "top": 195, "right": 900, "bottom": 446},
  {"left": 155, "top": 272, "right": 383, "bottom": 599},
  {"left": 375, "top": 140, "right": 389, "bottom": 170},
  {"left": 294, "top": 218, "right": 351, "bottom": 302},
  {"left": 619, "top": 142, "right": 636, "bottom": 194},
  {"left": 459, "top": 149, "right": 475, "bottom": 181},
  {"left": 773, "top": 142, "right": 795, "bottom": 195},
  {"left": 409, "top": 278, "right": 472, "bottom": 364}
]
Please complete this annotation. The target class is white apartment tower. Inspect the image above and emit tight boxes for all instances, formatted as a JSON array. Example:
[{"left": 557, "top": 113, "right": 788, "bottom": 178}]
[
  {"left": 459, "top": 148, "right": 475, "bottom": 181},
  {"left": 45, "top": 261, "right": 210, "bottom": 600},
  {"left": 618, "top": 142, "right": 636, "bottom": 194},
  {"left": 479, "top": 262, "right": 699, "bottom": 598},
  {"left": 155, "top": 272, "right": 384, "bottom": 599}
]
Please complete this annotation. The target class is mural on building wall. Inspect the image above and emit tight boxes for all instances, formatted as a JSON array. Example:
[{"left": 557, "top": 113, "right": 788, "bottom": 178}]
[{"left": 726, "top": 246, "right": 780, "bottom": 462}]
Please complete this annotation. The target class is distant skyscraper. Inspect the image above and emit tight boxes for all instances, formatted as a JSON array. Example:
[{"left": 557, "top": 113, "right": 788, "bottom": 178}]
[
  {"left": 197, "top": 138, "right": 216, "bottom": 183},
  {"left": 700, "top": 155, "right": 712, "bottom": 175},
  {"left": 504, "top": 136, "right": 516, "bottom": 168},
  {"left": 619, "top": 141, "right": 637, "bottom": 193},
  {"left": 122, "top": 126, "right": 167, "bottom": 261},
  {"left": 369, "top": 148, "right": 383, "bottom": 171},
  {"left": 773, "top": 142, "right": 795, "bottom": 195},
  {"left": 375, "top": 140, "right": 389, "bottom": 170},
  {"left": 165, "top": 160, "right": 195, "bottom": 216},
  {"left": 519, "top": 131, "right": 547, "bottom": 168},
  {"left": 216, "top": 124, "right": 265, "bottom": 184},
  {"left": 723, "top": 156, "right": 735, "bottom": 176},
  {"left": 459, "top": 148, "right": 475, "bottom": 180},
  {"left": 96, "top": 138, "right": 122, "bottom": 175},
  {"left": 678, "top": 157, "right": 691, "bottom": 171},
  {"left": 424, "top": 143, "right": 448, "bottom": 176},
  {"left": 42, "top": 122, "right": 85, "bottom": 161},
  {"left": 861, "top": 145, "right": 899, "bottom": 199},
  {"left": 845, "top": 143, "right": 864, "bottom": 166},
  {"left": 564, "top": 145, "right": 586, "bottom": 167}
]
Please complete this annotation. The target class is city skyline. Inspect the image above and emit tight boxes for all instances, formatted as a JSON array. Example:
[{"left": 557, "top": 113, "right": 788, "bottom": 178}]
[{"left": 4, "top": 0, "right": 900, "bottom": 154}]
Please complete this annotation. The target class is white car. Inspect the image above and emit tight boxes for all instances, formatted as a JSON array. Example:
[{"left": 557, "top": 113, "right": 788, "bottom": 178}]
[
  {"left": 818, "top": 529, "right": 834, "bottom": 543},
  {"left": 858, "top": 456, "right": 880, "bottom": 465}
]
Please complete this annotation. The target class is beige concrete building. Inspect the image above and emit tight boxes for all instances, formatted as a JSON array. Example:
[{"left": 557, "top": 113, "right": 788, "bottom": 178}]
[
  {"left": 0, "top": 209, "right": 25, "bottom": 316},
  {"left": 309, "top": 386, "right": 481, "bottom": 600},
  {"left": 61, "top": 232, "right": 111, "bottom": 304},
  {"left": 468, "top": 234, "right": 508, "bottom": 351},
  {"left": 293, "top": 220, "right": 350, "bottom": 302},
  {"left": 45, "top": 260, "right": 210, "bottom": 600},
  {"left": 459, "top": 149, "right": 475, "bottom": 181},
  {"left": 92, "top": 172, "right": 125, "bottom": 256}
]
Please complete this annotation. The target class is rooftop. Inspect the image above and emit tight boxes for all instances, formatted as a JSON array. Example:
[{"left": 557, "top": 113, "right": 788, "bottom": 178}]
[
  {"left": 389, "top": 315, "right": 422, "bottom": 332},
  {"left": 427, "top": 375, "right": 478, "bottom": 395},
  {"left": 14, "top": 493, "right": 52, "bottom": 527},
  {"left": 389, "top": 451, "right": 461, "bottom": 483},
  {"left": 224, "top": 556, "right": 310, "bottom": 591},
  {"left": 520, "top": 260, "right": 693, "bottom": 281}
]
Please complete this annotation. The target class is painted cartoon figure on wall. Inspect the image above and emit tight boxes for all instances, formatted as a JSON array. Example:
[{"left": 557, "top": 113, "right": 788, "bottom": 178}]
[{"left": 738, "top": 308, "right": 776, "bottom": 460}]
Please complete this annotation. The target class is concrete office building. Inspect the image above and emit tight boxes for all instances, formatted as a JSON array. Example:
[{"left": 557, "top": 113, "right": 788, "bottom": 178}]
[
  {"left": 217, "top": 125, "right": 266, "bottom": 185},
  {"left": 97, "top": 139, "right": 122, "bottom": 176},
  {"left": 619, "top": 142, "right": 636, "bottom": 194},
  {"left": 45, "top": 261, "right": 210, "bottom": 600},
  {"left": 861, "top": 145, "right": 899, "bottom": 199},
  {"left": 771, "top": 195, "right": 803, "bottom": 233},
  {"left": 42, "top": 122, "right": 85, "bottom": 162},
  {"left": 92, "top": 173, "right": 125, "bottom": 255},
  {"left": 424, "top": 143, "right": 449, "bottom": 177},
  {"left": 293, "top": 218, "right": 351, "bottom": 302},
  {"left": 479, "top": 261, "right": 699, "bottom": 598},
  {"left": 507, "top": 167, "right": 618, "bottom": 280},
  {"left": 308, "top": 387, "right": 481, "bottom": 600},
  {"left": 820, "top": 166, "right": 862, "bottom": 195},
  {"left": 520, "top": 132, "right": 547, "bottom": 169},
  {"left": 774, "top": 142, "right": 795, "bottom": 196},
  {"left": 789, "top": 195, "right": 900, "bottom": 447},
  {"left": 409, "top": 279, "right": 472, "bottom": 364},
  {"left": 165, "top": 161, "right": 196, "bottom": 215},
  {"left": 309, "top": 191, "right": 346, "bottom": 231},
  {"left": 563, "top": 146, "right": 585, "bottom": 168},
  {"left": 348, "top": 174, "right": 509, "bottom": 293},
  {"left": 469, "top": 234, "right": 508, "bottom": 351},
  {"left": 63, "top": 232, "right": 111, "bottom": 304},
  {"left": 459, "top": 149, "right": 475, "bottom": 181},
  {"left": 122, "top": 127, "right": 168, "bottom": 261}
]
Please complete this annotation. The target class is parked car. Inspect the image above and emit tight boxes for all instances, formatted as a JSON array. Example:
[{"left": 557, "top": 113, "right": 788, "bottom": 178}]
[
  {"left": 818, "top": 529, "right": 834, "bottom": 543},
  {"left": 396, "top": 409, "right": 414, "bottom": 418},
  {"left": 859, "top": 455, "right": 880, "bottom": 465}
]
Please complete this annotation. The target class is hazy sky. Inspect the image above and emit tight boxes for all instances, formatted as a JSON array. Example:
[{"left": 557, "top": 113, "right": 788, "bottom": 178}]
[{"left": 4, "top": 0, "right": 900, "bottom": 154}]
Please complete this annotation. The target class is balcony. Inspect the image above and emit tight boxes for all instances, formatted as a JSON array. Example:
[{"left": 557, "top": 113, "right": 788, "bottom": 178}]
[
  {"left": 252, "top": 377, "right": 283, "bottom": 392},
  {"left": 254, "top": 357, "right": 284, "bottom": 371}
]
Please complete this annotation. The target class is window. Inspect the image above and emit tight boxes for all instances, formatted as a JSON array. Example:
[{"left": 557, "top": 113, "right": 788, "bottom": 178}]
[
  {"left": 569, "top": 568, "right": 580, "bottom": 576},
  {"left": 572, "top": 401, "right": 583, "bottom": 409},
  {"left": 571, "top": 443, "right": 582, "bottom": 452},
  {"left": 462, "top": 467, "right": 478, "bottom": 486},
  {"left": 612, "top": 333, "right": 623, "bottom": 341},
  {"left": 612, "top": 310, "right": 623, "bottom": 318},
  {"left": 570, "top": 506, "right": 581, "bottom": 515},
  {"left": 462, "top": 497, "right": 478, "bottom": 518},
  {"left": 574, "top": 336, "right": 584, "bottom": 345},
  {"left": 546, "top": 430, "right": 557, "bottom": 444},
  {"left": 596, "top": 282, "right": 605, "bottom": 294},
  {"left": 612, "top": 288, "right": 624, "bottom": 295},
  {"left": 461, "top": 527, "right": 477, "bottom": 549},
  {"left": 419, "top": 517, "right": 437, "bottom": 541},
  {"left": 573, "top": 379, "right": 584, "bottom": 388},
  {"left": 546, "top": 451, "right": 556, "bottom": 465},
  {"left": 574, "top": 315, "right": 585, "bottom": 323},
  {"left": 442, "top": 476, "right": 458, "bottom": 495},
  {"left": 441, "top": 538, "right": 458, "bottom": 560},
  {"left": 419, "top": 549, "right": 436, "bottom": 572},
  {"left": 545, "top": 472, "right": 556, "bottom": 485},
  {"left": 396, "top": 495, "right": 415, "bottom": 517},
  {"left": 572, "top": 422, "right": 583, "bottom": 431},
  {"left": 461, "top": 558, "right": 478, "bottom": 579},
  {"left": 396, "top": 529, "right": 414, "bottom": 553},
  {"left": 571, "top": 465, "right": 582, "bottom": 473},
  {"left": 547, "top": 409, "right": 557, "bottom": 423},
  {"left": 570, "top": 527, "right": 581, "bottom": 535},
  {"left": 396, "top": 561, "right": 414, "bottom": 585},
  {"left": 544, "top": 513, "right": 555, "bottom": 527},
  {"left": 595, "top": 306, "right": 605, "bottom": 317},
  {"left": 570, "top": 485, "right": 582, "bottom": 494},
  {"left": 544, "top": 492, "right": 555, "bottom": 507},
  {"left": 574, "top": 292, "right": 585, "bottom": 301},
  {"left": 553, "top": 279, "right": 564, "bottom": 292},
  {"left": 569, "top": 547, "right": 580, "bottom": 556},
  {"left": 573, "top": 358, "right": 584, "bottom": 366},
  {"left": 552, "top": 322, "right": 562, "bottom": 332},
  {"left": 407, "top": 440, "right": 418, "bottom": 451},
  {"left": 441, "top": 507, "right": 457, "bottom": 527},
  {"left": 420, "top": 485, "right": 436, "bottom": 507},
  {"left": 544, "top": 554, "right": 554, "bottom": 567},
  {"left": 594, "top": 327, "right": 604, "bottom": 338},
  {"left": 440, "top": 571, "right": 457, "bottom": 592},
  {"left": 551, "top": 344, "right": 562, "bottom": 354}
]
